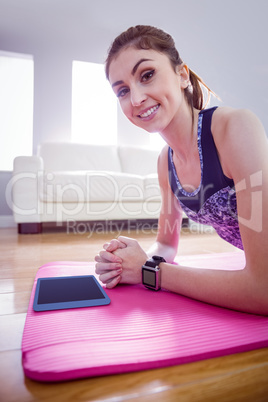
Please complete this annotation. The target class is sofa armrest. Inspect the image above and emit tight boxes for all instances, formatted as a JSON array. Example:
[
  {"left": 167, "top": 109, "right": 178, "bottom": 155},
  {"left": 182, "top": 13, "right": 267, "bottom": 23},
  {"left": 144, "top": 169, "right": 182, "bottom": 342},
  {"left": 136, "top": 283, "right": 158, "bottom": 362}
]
[{"left": 8, "top": 156, "right": 44, "bottom": 224}]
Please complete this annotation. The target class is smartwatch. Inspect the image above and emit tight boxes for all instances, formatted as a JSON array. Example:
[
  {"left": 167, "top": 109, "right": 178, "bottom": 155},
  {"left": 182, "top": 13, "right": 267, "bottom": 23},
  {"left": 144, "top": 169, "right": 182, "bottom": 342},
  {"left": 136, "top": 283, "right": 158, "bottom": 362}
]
[{"left": 142, "top": 255, "right": 166, "bottom": 291}]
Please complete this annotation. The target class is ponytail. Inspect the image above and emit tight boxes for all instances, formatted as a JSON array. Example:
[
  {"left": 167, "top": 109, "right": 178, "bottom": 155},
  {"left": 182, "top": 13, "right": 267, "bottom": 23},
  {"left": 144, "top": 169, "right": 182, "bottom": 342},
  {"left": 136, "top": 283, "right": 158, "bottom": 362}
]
[{"left": 186, "top": 69, "right": 218, "bottom": 111}]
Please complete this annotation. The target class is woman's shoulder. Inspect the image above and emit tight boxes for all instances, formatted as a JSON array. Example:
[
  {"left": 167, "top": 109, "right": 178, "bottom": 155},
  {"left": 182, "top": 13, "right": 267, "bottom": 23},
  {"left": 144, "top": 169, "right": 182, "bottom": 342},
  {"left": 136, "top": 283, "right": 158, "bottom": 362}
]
[
  {"left": 211, "top": 106, "right": 267, "bottom": 178},
  {"left": 212, "top": 106, "right": 263, "bottom": 137},
  {"left": 211, "top": 106, "right": 266, "bottom": 153}
]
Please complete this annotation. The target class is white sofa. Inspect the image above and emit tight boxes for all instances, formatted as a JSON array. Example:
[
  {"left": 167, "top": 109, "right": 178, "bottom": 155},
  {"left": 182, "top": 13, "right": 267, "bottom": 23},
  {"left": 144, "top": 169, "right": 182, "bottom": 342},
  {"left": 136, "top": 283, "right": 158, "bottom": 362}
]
[{"left": 10, "top": 143, "right": 162, "bottom": 233}]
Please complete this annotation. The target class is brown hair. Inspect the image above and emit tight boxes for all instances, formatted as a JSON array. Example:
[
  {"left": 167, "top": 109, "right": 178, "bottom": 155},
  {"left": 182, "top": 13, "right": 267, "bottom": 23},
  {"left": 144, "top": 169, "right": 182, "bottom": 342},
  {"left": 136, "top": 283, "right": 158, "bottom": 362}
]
[{"left": 105, "top": 25, "right": 217, "bottom": 112}]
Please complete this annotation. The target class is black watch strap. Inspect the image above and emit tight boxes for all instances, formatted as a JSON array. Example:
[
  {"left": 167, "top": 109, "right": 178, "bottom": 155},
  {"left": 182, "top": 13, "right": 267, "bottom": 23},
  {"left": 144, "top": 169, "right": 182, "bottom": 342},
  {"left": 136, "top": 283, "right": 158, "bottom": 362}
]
[
  {"left": 145, "top": 256, "right": 166, "bottom": 267},
  {"left": 142, "top": 255, "right": 166, "bottom": 290}
]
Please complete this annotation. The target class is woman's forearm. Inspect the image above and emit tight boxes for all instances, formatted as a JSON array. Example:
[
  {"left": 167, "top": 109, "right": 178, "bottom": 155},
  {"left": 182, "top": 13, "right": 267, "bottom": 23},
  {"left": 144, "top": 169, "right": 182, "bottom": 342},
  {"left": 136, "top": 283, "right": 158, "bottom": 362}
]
[
  {"left": 147, "top": 241, "right": 178, "bottom": 263},
  {"left": 160, "top": 262, "right": 268, "bottom": 315}
]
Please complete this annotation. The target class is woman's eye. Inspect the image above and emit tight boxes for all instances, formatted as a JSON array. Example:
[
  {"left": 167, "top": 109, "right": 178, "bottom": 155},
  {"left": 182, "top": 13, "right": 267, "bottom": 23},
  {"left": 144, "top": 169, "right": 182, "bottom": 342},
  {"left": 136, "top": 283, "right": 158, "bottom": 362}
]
[
  {"left": 117, "top": 88, "right": 129, "bottom": 98},
  {"left": 141, "top": 70, "right": 155, "bottom": 82}
]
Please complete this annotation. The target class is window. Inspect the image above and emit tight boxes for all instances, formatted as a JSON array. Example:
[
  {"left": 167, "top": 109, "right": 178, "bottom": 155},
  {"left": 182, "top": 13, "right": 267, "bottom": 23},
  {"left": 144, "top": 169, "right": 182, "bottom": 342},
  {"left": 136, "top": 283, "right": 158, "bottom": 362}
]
[
  {"left": 0, "top": 52, "right": 34, "bottom": 171},
  {"left": 72, "top": 61, "right": 117, "bottom": 145}
]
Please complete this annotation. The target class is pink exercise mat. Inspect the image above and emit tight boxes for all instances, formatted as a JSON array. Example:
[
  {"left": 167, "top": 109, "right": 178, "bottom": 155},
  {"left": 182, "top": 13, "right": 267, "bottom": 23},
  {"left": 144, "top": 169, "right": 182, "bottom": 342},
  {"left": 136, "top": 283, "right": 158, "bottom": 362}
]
[{"left": 22, "top": 252, "right": 268, "bottom": 382}]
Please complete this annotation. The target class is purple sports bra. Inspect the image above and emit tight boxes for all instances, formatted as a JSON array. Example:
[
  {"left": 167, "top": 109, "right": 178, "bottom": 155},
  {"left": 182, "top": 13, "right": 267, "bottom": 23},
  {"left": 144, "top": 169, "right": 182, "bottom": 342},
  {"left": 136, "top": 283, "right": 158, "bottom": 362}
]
[{"left": 168, "top": 107, "right": 243, "bottom": 250}]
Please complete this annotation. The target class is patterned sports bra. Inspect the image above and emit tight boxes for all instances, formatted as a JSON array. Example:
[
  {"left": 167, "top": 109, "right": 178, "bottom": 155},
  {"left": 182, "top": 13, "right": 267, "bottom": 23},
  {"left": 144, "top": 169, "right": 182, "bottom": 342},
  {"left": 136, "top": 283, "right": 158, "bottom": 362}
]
[{"left": 168, "top": 107, "right": 243, "bottom": 249}]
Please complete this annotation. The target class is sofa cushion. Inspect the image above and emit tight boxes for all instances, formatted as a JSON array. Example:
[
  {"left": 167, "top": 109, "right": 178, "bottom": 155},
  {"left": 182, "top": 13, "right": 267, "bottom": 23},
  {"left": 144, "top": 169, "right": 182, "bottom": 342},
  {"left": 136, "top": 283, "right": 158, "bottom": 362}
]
[
  {"left": 38, "top": 143, "right": 122, "bottom": 172},
  {"left": 40, "top": 171, "right": 145, "bottom": 203},
  {"left": 118, "top": 146, "right": 159, "bottom": 175}
]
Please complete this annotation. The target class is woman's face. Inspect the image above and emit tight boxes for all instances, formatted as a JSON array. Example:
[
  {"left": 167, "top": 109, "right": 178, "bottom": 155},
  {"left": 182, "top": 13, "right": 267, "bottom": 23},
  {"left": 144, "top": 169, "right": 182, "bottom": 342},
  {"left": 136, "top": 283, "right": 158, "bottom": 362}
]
[{"left": 109, "top": 47, "right": 187, "bottom": 133}]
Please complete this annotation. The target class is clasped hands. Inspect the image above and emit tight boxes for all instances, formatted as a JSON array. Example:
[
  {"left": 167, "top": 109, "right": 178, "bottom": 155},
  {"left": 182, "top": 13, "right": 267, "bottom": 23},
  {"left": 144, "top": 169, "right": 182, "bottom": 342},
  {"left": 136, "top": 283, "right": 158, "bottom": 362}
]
[{"left": 94, "top": 236, "right": 148, "bottom": 289}]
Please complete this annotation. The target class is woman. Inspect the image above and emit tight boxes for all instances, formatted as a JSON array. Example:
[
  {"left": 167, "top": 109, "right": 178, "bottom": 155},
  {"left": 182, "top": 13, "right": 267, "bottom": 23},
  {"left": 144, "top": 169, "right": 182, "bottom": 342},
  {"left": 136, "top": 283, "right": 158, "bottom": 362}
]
[{"left": 95, "top": 25, "right": 268, "bottom": 315}]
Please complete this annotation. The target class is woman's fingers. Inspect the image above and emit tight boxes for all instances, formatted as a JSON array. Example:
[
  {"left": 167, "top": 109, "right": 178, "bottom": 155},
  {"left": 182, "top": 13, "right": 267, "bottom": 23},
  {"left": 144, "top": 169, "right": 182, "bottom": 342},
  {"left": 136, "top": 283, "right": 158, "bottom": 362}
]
[
  {"left": 94, "top": 237, "right": 129, "bottom": 289},
  {"left": 95, "top": 261, "right": 121, "bottom": 275},
  {"left": 103, "top": 238, "right": 127, "bottom": 252},
  {"left": 94, "top": 238, "right": 128, "bottom": 266},
  {"left": 95, "top": 249, "right": 122, "bottom": 264},
  {"left": 99, "top": 268, "right": 122, "bottom": 284},
  {"left": 105, "top": 274, "right": 122, "bottom": 289},
  {"left": 96, "top": 265, "right": 122, "bottom": 288}
]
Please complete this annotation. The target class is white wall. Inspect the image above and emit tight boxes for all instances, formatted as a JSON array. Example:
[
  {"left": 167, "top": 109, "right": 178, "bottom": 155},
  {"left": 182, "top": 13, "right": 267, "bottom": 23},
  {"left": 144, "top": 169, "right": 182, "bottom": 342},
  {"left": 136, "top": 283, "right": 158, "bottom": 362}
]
[{"left": 0, "top": 0, "right": 268, "bottom": 223}]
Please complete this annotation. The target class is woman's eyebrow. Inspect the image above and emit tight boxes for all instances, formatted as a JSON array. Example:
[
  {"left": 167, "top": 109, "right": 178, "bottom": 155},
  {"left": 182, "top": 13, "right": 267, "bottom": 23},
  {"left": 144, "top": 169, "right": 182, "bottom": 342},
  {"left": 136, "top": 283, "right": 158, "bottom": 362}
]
[
  {"left": 112, "top": 80, "right": 124, "bottom": 88},
  {"left": 131, "top": 58, "right": 153, "bottom": 75},
  {"left": 112, "top": 58, "right": 153, "bottom": 88}
]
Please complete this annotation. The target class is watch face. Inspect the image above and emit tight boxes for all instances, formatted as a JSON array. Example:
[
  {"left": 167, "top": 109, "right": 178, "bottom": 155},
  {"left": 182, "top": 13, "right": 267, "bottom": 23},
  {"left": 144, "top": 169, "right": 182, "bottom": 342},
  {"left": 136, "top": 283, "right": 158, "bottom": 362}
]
[{"left": 142, "top": 268, "right": 156, "bottom": 287}]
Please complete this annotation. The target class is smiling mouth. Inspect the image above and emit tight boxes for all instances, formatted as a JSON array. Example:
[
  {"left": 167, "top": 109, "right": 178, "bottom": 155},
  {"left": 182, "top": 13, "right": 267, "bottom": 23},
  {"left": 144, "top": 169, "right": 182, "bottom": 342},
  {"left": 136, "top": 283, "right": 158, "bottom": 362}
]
[{"left": 138, "top": 104, "right": 160, "bottom": 118}]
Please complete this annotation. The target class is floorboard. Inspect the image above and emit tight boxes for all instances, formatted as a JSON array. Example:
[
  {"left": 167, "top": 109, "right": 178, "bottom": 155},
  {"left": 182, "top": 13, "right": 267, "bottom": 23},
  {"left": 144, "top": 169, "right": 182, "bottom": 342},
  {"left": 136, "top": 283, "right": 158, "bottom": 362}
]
[{"left": 0, "top": 225, "right": 267, "bottom": 401}]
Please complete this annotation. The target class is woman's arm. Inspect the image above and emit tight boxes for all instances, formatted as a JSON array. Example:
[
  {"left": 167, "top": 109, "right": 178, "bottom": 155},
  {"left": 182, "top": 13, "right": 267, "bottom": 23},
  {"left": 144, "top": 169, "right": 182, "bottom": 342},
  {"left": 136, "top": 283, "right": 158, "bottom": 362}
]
[
  {"left": 150, "top": 108, "right": 268, "bottom": 314},
  {"left": 156, "top": 108, "right": 268, "bottom": 314},
  {"left": 95, "top": 146, "right": 182, "bottom": 287},
  {"left": 97, "top": 109, "right": 268, "bottom": 314},
  {"left": 96, "top": 109, "right": 268, "bottom": 314},
  {"left": 147, "top": 145, "right": 182, "bottom": 261}
]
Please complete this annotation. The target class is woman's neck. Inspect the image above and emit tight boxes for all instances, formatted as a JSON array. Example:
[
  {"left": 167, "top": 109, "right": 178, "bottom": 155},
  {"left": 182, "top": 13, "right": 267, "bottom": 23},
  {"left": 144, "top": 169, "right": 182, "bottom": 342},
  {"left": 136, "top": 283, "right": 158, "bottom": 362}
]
[{"left": 160, "top": 105, "right": 200, "bottom": 162}]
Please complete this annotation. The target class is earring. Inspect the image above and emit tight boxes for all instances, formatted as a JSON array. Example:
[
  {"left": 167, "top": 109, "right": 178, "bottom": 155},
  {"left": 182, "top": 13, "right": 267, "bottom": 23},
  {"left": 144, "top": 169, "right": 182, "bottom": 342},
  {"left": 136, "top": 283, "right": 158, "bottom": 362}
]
[{"left": 186, "top": 82, "right": 193, "bottom": 93}]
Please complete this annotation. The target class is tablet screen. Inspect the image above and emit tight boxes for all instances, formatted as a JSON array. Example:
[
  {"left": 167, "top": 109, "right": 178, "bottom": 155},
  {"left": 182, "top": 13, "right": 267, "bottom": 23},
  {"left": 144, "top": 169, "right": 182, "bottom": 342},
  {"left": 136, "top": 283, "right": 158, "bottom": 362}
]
[{"left": 33, "top": 275, "right": 110, "bottom": 312}]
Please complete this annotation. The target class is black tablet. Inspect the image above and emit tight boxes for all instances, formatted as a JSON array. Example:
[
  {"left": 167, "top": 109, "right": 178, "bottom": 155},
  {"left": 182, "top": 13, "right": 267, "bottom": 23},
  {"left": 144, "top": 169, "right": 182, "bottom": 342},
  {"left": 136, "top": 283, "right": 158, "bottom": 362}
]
[{"left": 33, "top": 275, "right": 110, "bottom": 312}]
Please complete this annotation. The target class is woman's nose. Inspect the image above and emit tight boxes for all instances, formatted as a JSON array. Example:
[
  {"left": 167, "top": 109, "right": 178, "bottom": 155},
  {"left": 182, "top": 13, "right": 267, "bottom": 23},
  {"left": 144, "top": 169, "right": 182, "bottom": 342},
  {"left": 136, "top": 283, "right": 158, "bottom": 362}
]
[{"left": 130, "top": 87, "right": 146, "bottom": 107}]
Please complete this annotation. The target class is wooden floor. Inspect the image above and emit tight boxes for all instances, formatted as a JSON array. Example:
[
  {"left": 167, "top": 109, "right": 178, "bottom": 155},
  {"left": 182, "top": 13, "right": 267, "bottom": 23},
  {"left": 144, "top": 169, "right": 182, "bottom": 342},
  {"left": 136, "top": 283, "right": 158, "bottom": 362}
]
[{"left": 0, "top": 224, "right": 268, "bottom": 401}]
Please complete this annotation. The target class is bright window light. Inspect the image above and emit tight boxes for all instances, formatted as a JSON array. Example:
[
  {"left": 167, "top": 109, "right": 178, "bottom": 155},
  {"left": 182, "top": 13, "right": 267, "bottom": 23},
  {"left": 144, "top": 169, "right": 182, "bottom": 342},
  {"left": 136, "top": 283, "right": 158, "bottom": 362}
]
[
  {"left": 0, "top": 52, "right": 34, "bottom": 171},
  {"left": 72, "top": 61, "right": 117, "bottom": 145}
]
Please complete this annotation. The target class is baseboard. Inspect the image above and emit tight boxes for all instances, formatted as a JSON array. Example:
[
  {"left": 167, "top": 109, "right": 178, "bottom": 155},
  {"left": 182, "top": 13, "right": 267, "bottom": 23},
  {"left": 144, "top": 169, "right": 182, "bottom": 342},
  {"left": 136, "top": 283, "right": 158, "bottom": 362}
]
[{"left": 0, "top": 215, "right": 16, "bottom": 228}]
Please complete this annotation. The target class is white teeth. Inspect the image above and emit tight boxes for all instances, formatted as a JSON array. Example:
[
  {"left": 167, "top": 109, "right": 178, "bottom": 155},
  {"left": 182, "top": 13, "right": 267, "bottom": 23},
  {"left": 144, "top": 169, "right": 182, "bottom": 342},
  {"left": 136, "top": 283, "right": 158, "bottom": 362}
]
[{"left": 140, "top": 105, "right": 159, "bottom": 118}]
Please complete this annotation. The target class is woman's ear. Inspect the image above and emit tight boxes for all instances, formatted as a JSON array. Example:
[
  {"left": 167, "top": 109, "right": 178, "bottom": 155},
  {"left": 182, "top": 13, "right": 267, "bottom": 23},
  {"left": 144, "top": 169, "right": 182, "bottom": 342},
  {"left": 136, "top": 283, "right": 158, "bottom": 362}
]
[{"left": 179, "top": 64, "right": 191, "bottom": 89}]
